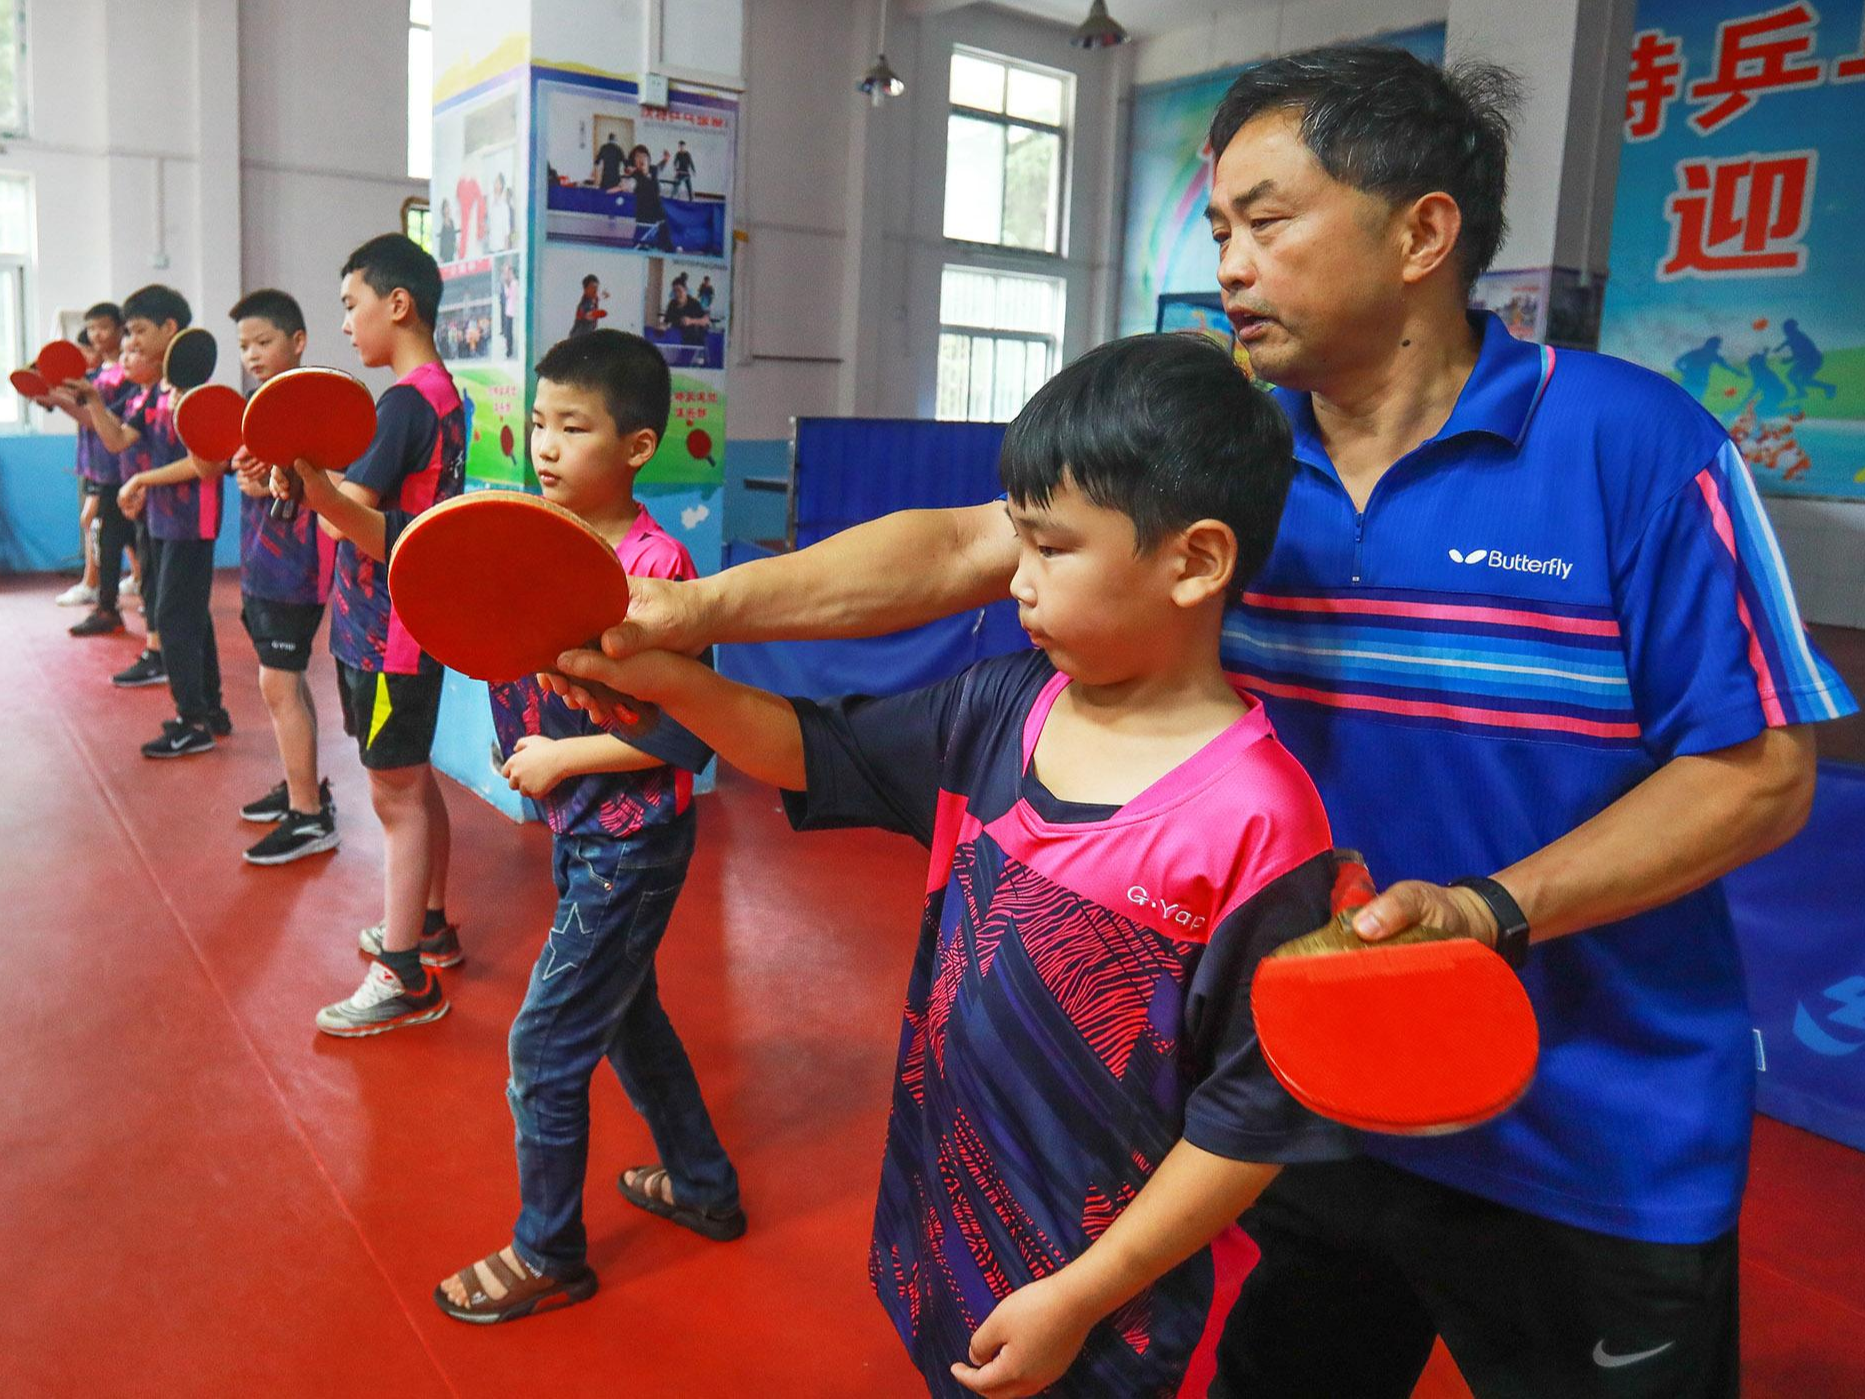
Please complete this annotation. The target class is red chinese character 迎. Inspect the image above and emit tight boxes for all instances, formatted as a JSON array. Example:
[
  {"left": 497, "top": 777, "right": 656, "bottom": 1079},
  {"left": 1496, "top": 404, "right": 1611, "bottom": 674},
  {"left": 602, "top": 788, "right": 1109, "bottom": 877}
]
[
  {"left": 1658, "top": 150, "right": 1817, "bottom": 280},
  {"left": 1625, "top": 28, "right": 1686, "bottom": 139},
  {"left": 1686, "top": 2, "right": 1825, "bottom": 134}
]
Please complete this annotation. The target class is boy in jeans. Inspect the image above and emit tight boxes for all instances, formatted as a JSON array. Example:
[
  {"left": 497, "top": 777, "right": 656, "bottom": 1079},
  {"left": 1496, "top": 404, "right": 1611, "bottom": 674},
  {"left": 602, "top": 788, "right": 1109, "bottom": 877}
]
[
  {"left": 553, "top": 335, "right": 1357, "bottom": 1395},
  {"left": 434, "top": 331, "right": 739, "bottom": 1324}
]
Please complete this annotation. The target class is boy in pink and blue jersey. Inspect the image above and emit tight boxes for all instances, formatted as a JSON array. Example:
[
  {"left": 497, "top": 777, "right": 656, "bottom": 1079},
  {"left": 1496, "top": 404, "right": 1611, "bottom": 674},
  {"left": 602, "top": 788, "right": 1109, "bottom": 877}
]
[
  {"left": 554, "top": 334, "right": 1357, "bottom": 1396},
  {"left": 433, "top": 331, "right": 737, "bottom": 1327}
]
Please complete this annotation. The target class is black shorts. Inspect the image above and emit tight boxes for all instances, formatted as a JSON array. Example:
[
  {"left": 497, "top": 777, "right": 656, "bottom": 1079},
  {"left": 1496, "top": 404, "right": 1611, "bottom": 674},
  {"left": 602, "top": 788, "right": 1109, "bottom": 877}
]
[
  {"left": 80, "top": 476, "right": 109, "bottom": 499},
  {"left": 335, "top": 659, "right": 444, "bottom": 770},
  {"left": 1213, "top": 1157, "right": 1739, "bottom": 1399},
  {"left": 241, "top": 596, "right": 326, "bottom": 673}
]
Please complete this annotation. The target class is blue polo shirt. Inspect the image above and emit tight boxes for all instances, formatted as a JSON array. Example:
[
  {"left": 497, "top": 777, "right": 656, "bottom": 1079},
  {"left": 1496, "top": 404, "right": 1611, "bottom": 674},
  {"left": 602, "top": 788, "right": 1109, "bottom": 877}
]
[{"left": 1223, "top": 312, "right": 1855, "bottom": 1244}]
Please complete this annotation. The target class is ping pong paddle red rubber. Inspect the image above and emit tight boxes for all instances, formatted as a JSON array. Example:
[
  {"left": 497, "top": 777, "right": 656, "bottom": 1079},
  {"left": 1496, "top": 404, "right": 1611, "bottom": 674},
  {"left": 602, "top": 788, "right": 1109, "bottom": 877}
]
[
  {"left": 1251, "top": 853, "right": 1539, "bottom": 1135},
  {"left": 175, "top": 384, "right": 247, "bottom": 462},
  {"left": 12, "top": 340, "right": 87, "bottom": 398},
  {"left": 243, "top": 366, "right": 377, "bottom": 522},
  {"left": 388, "top": 491, "right": 631, "bottom": 682}
]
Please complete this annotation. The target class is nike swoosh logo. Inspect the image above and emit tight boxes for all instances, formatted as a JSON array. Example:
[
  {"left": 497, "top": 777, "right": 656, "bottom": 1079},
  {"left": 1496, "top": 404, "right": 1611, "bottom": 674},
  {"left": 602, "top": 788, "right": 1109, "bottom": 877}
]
[{"left": 1593, "top": 1340, "right": 1675, "bottom": 1369}]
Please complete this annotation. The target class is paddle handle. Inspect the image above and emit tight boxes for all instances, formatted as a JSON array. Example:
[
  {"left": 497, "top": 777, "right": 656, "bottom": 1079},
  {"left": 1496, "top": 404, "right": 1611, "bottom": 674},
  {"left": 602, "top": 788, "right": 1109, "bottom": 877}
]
[
  {"left": 269, "top": 466, "right": 302, "bottom": 521},
  {"left": 1330, "top": 852, "right": 1377, "bottom": 916}
]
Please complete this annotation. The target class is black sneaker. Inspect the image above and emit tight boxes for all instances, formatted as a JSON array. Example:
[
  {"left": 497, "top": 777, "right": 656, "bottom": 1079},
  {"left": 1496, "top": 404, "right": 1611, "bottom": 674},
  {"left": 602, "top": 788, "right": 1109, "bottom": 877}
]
[
  {"left": 242, "top": 777, "right": 333, "bottom": 824},
  {"left": 243, "top": 808, "right": 339, "bottom": 866},
  {"left": 205, "top": 708, "right": 233, "bottom": 737},
  {"left": 141, "top": 718, "right": 215, "bottom": 759},
  {"left": 112, "top": 650, "right": 168, "bottom": 688},
  {"left": 69, "top": 608, "right": 124, "bottom": 637}
]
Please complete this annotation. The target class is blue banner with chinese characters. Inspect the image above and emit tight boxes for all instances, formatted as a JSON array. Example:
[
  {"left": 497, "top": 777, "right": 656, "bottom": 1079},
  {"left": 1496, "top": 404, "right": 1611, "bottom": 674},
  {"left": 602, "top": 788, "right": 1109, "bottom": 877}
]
[{"left": 1599, "top": 1, "right": 1865, "bottom": 499}]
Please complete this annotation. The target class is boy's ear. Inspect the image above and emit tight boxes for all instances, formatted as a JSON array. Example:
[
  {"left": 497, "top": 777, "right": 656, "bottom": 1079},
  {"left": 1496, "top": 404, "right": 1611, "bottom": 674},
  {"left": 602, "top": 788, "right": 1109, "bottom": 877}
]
[
  {"left": 626, "top": 427, "right": 660, "bottom": 471},
  {"left": 290, "top": 330, "right": 308, "bottom": 356},
  {"left": 1170, "top": 519, "right": 1239, "bottom": 608},
  {"left": 387, "top": 287, "right": 416, "bottom": 325}
]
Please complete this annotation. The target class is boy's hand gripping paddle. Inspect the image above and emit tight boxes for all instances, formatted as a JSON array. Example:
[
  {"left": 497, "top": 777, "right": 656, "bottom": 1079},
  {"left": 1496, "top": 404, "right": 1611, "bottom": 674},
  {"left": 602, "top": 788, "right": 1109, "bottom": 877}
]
[
  {"left": 1251, "top": 853, "right": 1538, "bottom": 1135},
  {"left": 174, "top": 384, "right": 247, "bottom": 462},
  {"left": 11, "top": 339, "right": 88, "bottom": 399},
  {"left": 162, "top": 327, "right": 218, "bottom": 391},
  {"left": 387, "top": 491, "right": 631, "bottom": 683},
  {"left": 242, "top": 366, "right": 377, "bottom": 523}
]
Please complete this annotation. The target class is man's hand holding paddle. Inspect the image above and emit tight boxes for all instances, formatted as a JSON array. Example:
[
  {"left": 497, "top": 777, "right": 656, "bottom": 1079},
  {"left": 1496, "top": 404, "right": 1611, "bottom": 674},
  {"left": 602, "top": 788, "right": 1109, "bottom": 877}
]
[{"left": 538, "top": 576, "right": 710, "bottom": 724}]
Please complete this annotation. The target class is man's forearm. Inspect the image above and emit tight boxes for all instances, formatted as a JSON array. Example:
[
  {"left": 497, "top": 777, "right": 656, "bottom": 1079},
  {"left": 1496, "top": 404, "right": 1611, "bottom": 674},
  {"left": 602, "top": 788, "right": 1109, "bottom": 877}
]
[
  {"left": 1057, "top": 1142, "right": 1279, "bottom": 1322},
  {"left": 693, "top": 502, "right": 1015, "bottom": 644},
  {"left": 1497, "top": 725, "right": 1816, "bottom": 942}
]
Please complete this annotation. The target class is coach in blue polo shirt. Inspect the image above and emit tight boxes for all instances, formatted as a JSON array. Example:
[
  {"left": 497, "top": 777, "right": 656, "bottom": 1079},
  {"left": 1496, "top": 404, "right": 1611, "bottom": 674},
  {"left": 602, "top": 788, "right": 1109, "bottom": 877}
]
[{"left": 554, "top": 46, "right": 1855, "bottom": 1399}]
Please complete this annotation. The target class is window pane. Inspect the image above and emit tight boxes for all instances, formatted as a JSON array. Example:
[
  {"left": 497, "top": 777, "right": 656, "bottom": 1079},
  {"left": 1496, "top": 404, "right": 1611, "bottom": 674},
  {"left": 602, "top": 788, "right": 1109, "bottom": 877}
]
[
  {"left": 1002, "top": 126, "right": 1059, "bottom": 252},
  {"left": 967, "top": 337, "right": 996, "bottom": 421},
  {"left": 1025, "top": 342, "right": 1050, "bottom": 403},
  {"left": 950, "top": 53, "right": 1005, "bottom": 113},
  {"left": 1005, "top": 68, "right": 1064, "bottom": 126},
  {"left": 410, "top": 0, "right": 433, "bottom": 24},
  {"left": 0, "top": 1, "right": 20, "bottom": 135},
  {"left": 993, "top": 273, "right": 1056, "bottom": 335},
  {"left": 991, "top": 339, "right": 1027, "bottom": 421},
  {"left": 943, "top": 115, "right": 1004, "bottom": 244},
  {"left": 0, "top": 265, "right": 21, "bottom": 426},
  {"left": 936, "top": 333, "right": 972, "bottom": 421},
  {"left": 0, "top": 175, "right": 29, "bottom": 256},
  {"left": 408, "top": 24, "right": 433, "bottom": 180}
]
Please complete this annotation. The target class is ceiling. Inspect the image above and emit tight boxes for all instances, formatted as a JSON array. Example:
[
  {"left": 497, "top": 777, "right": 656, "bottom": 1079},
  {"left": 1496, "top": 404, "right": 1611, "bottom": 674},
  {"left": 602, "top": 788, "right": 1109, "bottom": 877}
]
[{"left": 915, "top": 0, "right": 1315, "bottom": 41}]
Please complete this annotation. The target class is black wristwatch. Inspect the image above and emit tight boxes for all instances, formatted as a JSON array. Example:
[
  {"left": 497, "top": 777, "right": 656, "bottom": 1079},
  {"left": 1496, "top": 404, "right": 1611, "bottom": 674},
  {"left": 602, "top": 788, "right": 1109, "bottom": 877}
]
[{"left": 1451, "top": 875, "right": 1531, "bottom": 969}]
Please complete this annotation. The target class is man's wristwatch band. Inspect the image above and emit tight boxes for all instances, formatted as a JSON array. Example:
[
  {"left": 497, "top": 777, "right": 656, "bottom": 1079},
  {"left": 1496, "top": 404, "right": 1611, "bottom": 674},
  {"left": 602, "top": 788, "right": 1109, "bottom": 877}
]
[{"left": 1451, "top": 875, "right": 1531, "bottom": 969}]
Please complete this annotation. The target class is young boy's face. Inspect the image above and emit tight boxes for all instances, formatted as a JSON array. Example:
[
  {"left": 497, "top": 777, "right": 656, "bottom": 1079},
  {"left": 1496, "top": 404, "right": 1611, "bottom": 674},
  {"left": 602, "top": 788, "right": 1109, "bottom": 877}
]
[
  {"left": 340, "top": 271, "right": 396, "bottom": 368},
  {"left": 121, "top": 316, "right": 176, "bottom": 385},
  {"left": 1007, "top": 477, "right": 1204, "bottom": 686},
  {"left": 530, "top": 378, "right": 647, "bottom": 518},
  {"left": 85, "top": 316, "right": 122, "bottom": 359},
  {"left": 237, "top": 316, "right": 305, "bottom": 383}
]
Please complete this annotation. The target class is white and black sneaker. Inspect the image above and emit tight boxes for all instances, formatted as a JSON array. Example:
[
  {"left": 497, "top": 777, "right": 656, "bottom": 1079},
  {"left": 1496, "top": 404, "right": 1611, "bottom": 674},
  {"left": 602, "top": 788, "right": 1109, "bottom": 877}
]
[
  {"left": 243, "top": 807, "right": 339, "bottom": 865},
  {"left": 314, "top": 962, "right": 449, "bottom": 1038},
  {"left": 240, "top": 777, "right": 332, "bottom": 823},
  {"left": 140, "top": 718, "right": 215, "bottom": 759},
  {"left": 112, "top": 650, "right": 167, "bottom": 688},
  {"left": 357, "top": 917, "right": 464, "bottom": 968}
]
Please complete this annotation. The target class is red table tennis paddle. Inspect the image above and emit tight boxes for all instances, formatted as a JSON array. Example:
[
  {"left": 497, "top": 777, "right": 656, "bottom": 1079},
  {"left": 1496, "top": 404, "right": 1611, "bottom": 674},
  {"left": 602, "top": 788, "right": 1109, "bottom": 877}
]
[
  {"left": 175, "top": 383, "right": 246, "bottom": 462},
  {"left": 1251, "top": 854, "right": 1538, "bottom": 1136},
  {"left": 387, "top": 491, "right": 631, "bottom": 682},
  {"left": 12, "top": 339, "right": 87, "bottom": 399},
  {"left": 9, "top": 367, "right": 46, "bottom": 398},
  {"left": 243, "top": 366, "right": 377, "bottom": 522}
]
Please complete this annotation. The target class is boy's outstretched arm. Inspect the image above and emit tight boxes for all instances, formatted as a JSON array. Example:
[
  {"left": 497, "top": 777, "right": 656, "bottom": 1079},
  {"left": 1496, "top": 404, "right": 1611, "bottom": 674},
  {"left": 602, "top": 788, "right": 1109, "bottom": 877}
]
[
  {"left": 554, "top": 648, "right": 805, "bottom": 791},
  {"left": 951, "top": 1143, "right": 1280, "bottom": 1399}
]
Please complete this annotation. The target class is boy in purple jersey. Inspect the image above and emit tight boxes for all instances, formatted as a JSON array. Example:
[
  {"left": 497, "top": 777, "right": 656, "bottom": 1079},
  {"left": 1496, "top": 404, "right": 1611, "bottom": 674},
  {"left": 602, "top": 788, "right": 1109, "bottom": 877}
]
[
  {"left": 225, "top": 289, "right": 340, "bottom": 866},
  {"left": 554, "top": 335, "right": 1358, "bottom": 1396},
  {"left": 434, "top": 331, "right": 739, "bottom": 1326},
  {"left": 277, "top": 235, "right": 466, "bottom": 1036},
  {"left": 69, "top": 285, "right": 232, "bottom": 757},
  {"left": 63, "top": 302, "right": 146, "bottom": 635}
]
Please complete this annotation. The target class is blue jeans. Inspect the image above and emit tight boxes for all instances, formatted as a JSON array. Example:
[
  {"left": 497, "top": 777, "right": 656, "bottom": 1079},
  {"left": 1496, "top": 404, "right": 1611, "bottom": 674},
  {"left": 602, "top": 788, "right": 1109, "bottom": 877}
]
[{"left": 508, "top": 819, "right": 739, "bottom": 1276}]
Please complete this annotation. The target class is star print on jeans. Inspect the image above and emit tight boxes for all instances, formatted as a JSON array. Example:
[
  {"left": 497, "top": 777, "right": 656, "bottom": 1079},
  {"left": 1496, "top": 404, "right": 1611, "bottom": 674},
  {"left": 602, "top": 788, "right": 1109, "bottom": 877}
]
[{"left": 541, "top": 902, "right": 588, "bottom": 981}]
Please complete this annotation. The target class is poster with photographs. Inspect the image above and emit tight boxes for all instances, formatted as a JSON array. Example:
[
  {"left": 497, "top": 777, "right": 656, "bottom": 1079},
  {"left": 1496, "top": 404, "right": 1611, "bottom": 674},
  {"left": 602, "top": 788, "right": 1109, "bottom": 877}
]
[
  {"left": 433, "top": 74, "right": 529, "bottom": 488},
  {"left": 537, "top": 73, "right": 734, "bottom": 260}
]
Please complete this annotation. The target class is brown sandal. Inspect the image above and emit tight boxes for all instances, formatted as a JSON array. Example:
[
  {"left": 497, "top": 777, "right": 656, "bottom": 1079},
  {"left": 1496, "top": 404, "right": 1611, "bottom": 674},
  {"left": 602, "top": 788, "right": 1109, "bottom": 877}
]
[
  {"left": 433, "top": 1245, "right": 597, "bottom": 1324},
  {"left": 619, "top": 1165, "right": 747, "bottom": 1241}
]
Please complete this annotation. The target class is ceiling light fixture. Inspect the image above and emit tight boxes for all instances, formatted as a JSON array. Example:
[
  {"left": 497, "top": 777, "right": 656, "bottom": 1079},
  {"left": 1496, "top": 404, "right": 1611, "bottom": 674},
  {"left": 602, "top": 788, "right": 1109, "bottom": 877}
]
[
  {"left": 859, "top": 0, "right": 907, "bottom": 105},
  {"left": 1070, "top": 0, "right": 1129, "bottom": 50}
]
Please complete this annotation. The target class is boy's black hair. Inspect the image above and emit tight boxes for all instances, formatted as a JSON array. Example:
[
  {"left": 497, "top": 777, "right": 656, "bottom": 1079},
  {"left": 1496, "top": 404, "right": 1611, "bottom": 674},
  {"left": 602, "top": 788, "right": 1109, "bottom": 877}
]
[
  {"left": 582, "top": 274, "right": 599, "bottom": 288},
  {"left": 999, "top": 333, "right": 1294, "bottom": 595},
  {"left": 340, "top": 233, "right": 442, "bottom": 329},
  {"left": 1208, "top": 46, "right": 1521, "bottom": 288},
  {"left": 76, "top": 327, "right": 91, "bottom": 347},
  {"left": 121, "top": 284, "right": 193, "bottom": 330},
  {"left": 228, "top": 288, "right": 307, "bottom": 337},
  {"left": 535, "top": 329, "right": 672, "bottom": 443},
  {"left": 83, "top": 301, "right": 123, "bottom": 326}
]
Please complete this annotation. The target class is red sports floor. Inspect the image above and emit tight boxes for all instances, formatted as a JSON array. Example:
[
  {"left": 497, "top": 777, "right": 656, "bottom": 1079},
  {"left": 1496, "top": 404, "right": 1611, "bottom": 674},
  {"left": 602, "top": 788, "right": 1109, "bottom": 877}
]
[{"left": 4, "top": 573, "right": 1863, "bottom": 1398}]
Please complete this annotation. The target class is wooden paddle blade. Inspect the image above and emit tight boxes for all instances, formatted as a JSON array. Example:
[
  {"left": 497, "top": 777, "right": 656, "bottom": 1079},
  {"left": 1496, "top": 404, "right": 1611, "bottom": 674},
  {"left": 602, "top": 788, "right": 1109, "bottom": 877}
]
[
  {"left": 10, "top": 368, "right": 48, "bottom": 398},
  {"left": 36, "top": 340, "right": 88, "bottom": 386},
  {"left": 242, "top": 366, "right": 377, "bottom": 471},
  {"left": 175, "top": 384, "right": 247, "bottom": 461},
  {"left": 387, "top": 492, "right": 632, "bottom": 682},
  {"left": 1252, "top": 940, "right": 1538, "bottom": 1136}
]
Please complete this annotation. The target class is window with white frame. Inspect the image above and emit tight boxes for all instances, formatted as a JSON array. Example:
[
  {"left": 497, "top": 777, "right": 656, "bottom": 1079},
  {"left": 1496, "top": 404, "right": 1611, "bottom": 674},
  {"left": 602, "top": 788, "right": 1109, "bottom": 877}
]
[
  {"left": 936, "top": 266, "right": 1065, "bottom": 422},
  {"left": 407, "top": 0, "right": 433, "bottom": 181},
  {"left": 943, "top": 49, "right": 1070, "bottom": 254},
  {"left": 0, "top": 2, "right": 26, "bottom": 139},
  {"left": 0, "top": 173, "right": 32, "bottom": 427}
]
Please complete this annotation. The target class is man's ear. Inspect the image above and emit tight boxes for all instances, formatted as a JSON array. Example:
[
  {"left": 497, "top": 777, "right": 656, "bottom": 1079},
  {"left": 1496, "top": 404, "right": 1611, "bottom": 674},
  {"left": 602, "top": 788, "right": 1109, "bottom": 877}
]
[{"left": 1171, "top": 520, "right": 1239, "bottom": 608}]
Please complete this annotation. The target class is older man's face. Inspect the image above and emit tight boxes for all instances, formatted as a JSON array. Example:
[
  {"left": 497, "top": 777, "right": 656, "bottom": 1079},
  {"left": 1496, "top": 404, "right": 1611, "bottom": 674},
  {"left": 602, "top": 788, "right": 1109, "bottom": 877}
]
[{"left": 1206, "top": 109, "right": 1408, "bottom": 390}]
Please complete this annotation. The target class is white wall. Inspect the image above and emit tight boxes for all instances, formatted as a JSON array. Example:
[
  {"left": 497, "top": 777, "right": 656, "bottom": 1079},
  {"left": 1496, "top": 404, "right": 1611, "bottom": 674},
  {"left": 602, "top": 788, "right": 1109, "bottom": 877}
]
[
  {"left": 1134, "top": 0, "right": 1449, "bottom": 85},
  {"left": 729, "top": 0, "right": 1129, "bottom": 438}
]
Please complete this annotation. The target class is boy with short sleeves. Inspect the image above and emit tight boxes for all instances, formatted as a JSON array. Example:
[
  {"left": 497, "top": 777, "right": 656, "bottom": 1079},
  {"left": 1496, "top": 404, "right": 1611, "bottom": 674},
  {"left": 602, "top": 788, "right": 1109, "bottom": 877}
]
[
  {"left": 67, "top": 302, "right": 143, "bottom": 635},
  {"left": 555, "top": 335, "right": 1358, "bottom": 1396},
  {"left": 71, "top": 285, "right": 231, "bottom": 755},
  {"left": 226, "top": 289, "right": 340, "bottom": 865},
  {"left": 434, "top": 331, "right": 739, "bottom": 1325},
  {"left": 281, "top": 234, "right": 466, "bottom": 1035}
]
